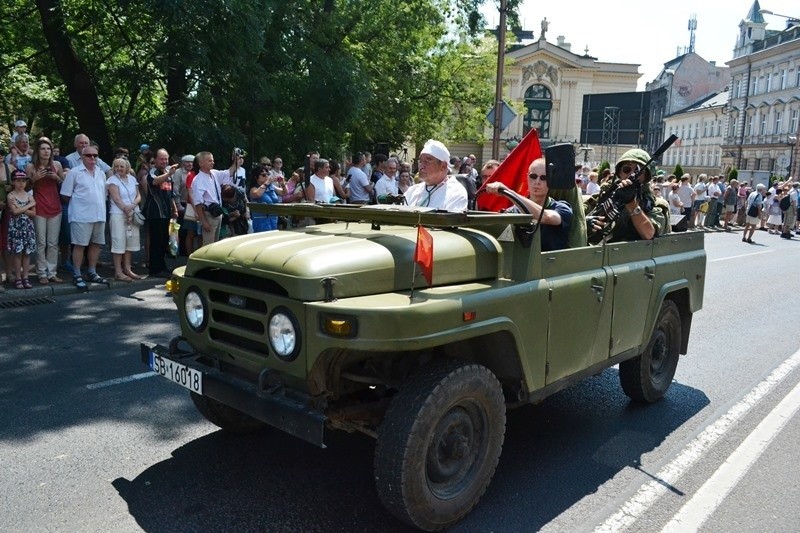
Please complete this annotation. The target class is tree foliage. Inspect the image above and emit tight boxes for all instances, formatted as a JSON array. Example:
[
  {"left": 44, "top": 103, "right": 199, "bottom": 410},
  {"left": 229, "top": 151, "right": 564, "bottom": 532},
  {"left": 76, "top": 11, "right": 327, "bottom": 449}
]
[{"left": 1, "top": 0, "right": 506, "bottom": 165}]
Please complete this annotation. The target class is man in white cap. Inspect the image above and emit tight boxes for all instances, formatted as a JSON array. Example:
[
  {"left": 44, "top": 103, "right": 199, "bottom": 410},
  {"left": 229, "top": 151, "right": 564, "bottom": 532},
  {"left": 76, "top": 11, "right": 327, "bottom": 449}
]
[{"left": 404, "top": 139, "right": 468, "bottom": 211}]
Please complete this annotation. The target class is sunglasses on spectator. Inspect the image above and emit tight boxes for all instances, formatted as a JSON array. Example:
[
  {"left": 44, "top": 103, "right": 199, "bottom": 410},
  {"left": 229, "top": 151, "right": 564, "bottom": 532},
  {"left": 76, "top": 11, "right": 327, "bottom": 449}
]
[
  {"left": 83, "top": 153, "right": 99, "bottom": 158},
  {"left": 621, "top": 164, "right": 639, "bottom": 174},
  {"left": 528, "top": 173, "right": 546, "bottom": 181}
]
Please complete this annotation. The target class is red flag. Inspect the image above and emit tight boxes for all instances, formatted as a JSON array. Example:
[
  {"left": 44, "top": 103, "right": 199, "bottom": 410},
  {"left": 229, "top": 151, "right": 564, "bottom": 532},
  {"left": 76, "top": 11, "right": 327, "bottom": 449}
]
[
  {"left": 414, "top": 225, "right": 433, "bottom": 287},
  {"left": 476, "top": 129, "right": 542, "bottom": 211}
]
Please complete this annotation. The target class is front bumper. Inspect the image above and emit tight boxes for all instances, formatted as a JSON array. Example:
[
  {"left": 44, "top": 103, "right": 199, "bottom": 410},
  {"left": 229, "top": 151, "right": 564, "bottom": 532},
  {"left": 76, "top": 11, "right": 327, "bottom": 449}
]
[{"left": 141, "top": 342, "right": 326, "bottom": 448}]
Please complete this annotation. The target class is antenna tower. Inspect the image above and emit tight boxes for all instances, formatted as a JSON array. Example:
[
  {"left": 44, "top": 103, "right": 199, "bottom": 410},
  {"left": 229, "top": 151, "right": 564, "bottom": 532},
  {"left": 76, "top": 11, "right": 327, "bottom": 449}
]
[{"left": 688, "top": 14, "right": 697, "bottom": 54}]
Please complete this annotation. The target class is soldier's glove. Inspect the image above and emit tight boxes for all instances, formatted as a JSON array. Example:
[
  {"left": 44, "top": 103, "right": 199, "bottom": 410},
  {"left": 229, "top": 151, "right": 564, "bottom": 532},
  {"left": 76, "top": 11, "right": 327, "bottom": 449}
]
[{"left": 613, "top": 182, "right": 638, "bottom": 205}]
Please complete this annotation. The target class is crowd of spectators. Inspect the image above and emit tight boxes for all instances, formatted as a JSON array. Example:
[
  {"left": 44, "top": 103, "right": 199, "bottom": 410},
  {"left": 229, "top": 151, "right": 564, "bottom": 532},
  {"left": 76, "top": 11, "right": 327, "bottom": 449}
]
[
  {"left": 0, "top": 123, "right": 482, "bottom": 293},
  {"left": 4, "top": 119, "right": 795, "bottom": 292}
]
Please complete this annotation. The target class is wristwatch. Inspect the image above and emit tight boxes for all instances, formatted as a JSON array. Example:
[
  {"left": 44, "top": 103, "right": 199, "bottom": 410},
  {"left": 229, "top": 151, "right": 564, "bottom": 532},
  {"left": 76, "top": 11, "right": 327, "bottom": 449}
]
[{"left": 629, "top": 206, "right": 642, "bottom": 216}]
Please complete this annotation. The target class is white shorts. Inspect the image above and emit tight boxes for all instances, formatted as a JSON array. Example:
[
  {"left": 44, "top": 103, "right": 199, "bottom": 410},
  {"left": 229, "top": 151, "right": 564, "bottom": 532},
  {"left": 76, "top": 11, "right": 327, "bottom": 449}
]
[
  {"left": 746, "top": 215, "right": 760, "bottom": 226},
  {"left": 70, "top": 221, "right": 106, "bottom": 247},
  {"left": 109, "top": 213, "right": 140, "bottom": 253}
]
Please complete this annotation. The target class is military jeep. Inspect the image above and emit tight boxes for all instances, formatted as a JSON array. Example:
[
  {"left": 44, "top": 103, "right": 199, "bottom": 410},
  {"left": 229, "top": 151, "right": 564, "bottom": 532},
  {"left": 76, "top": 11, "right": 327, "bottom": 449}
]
[{"left": 141, "top": 202, "right": 705, "bottom": 530}]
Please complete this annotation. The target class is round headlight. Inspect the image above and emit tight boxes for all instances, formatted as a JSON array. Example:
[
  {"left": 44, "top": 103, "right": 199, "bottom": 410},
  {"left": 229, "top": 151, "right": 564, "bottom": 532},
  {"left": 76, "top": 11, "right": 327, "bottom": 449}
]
[
  {"left": 268, "top": 308, "right": 301, "bottom": 361},
  {"left": 185, "top": 290, "right": 206, "bottom": 330}
]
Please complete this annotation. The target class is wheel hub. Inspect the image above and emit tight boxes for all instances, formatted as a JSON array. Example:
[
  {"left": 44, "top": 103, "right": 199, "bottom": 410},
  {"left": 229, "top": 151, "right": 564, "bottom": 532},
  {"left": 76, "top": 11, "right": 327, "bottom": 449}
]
[{"left": 426, "top": 405, "right": 483, "bottom": 497}]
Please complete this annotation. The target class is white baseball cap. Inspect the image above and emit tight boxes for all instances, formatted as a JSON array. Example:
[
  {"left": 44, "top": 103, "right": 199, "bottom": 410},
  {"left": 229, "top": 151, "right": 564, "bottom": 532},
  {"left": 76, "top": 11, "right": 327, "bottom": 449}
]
[
  {"left": 15, "top": 120, "right": 27, "bottom": 128},
  {"left": 420, "top": 139, "right": 450, "bottom": 164}
]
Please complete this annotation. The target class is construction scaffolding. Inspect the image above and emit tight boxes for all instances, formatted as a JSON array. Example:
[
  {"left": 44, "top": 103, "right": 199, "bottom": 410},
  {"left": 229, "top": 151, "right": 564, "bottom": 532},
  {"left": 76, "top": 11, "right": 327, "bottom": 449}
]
[{"left": 601, "top": 106, "right": 620, "bottom": 164}]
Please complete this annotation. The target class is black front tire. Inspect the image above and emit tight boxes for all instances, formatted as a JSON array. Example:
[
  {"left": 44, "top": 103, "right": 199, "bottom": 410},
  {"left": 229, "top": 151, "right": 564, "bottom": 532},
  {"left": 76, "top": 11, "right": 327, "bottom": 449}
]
[
  {"left": 620, "top": 300, "right": 681, "bottom": 403},
  {"left": 190, "top": 392, "right": 266, "bottom": 433},
  {"left": 374, "top": 359, "right": 506, "bottom": 531}
]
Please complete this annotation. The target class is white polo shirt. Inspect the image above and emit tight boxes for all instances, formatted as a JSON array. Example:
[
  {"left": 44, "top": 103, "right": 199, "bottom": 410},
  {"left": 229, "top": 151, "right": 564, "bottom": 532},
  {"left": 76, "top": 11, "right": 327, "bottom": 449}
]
[{"left": 61, "top": 164, "right": 108, "bottom": 223}]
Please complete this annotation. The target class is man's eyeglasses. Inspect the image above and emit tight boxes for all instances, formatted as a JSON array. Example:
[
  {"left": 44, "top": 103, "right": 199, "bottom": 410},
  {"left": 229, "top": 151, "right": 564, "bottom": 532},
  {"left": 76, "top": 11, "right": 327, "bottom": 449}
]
[
  {"left": 528, "top": 173, "right": 546, "bottom": 181},
  {"left": 83, "top": 153, "right": 99, "bottom": 158}
]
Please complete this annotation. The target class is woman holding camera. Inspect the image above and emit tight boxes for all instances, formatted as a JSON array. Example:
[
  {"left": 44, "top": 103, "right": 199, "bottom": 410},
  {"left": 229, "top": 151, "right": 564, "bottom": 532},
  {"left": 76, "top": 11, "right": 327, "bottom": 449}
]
[{"left": 249, "top": 167, "right": 285, "bottom": 232}]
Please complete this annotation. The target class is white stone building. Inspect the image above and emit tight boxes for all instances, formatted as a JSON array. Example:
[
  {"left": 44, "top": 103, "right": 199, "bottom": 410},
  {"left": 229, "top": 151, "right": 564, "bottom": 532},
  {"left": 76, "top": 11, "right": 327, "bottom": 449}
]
[{"left": 723, "top": 0, "right": 800, "bottom": 178}]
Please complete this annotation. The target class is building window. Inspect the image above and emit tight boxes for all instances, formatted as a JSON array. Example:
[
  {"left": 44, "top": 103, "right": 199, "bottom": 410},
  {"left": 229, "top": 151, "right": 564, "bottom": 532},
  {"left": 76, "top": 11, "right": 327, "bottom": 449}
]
[
  {"left": 523, "top": 84, "right": 552, "bottom": 138},
  {"left": 745, "top": 114, "right": 753, "bottom": 136},
  {"left": 791, "top": 109, "right": 799, "bottom": 134},
  {"left": 734, "top": 79, "right": 741, "bottom": 98},
  {"left": 780, "top": 69, "right": 787, "bottom": 90},
  {"left": 759, "top": 113, "right": 767, "bottom": 135},
  {"left": 775, "top": 111, "right": 783, "bottom": 134}
]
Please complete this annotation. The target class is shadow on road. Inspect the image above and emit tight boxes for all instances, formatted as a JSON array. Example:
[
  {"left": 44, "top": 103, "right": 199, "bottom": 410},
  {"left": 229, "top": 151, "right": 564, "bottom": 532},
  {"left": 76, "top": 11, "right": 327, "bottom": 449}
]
[{"left": 113, "top": 368, "right": 708, "bottom": 531}]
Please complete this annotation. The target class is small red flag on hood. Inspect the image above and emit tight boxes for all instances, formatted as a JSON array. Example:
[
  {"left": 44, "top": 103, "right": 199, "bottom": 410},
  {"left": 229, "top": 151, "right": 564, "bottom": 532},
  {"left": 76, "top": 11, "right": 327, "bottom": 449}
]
[
  {"left": 475, "top": 129, "right": 543, "bottom": 212},
  {"left": 414, "top": 225, "right": 433, "bottom": 287}
]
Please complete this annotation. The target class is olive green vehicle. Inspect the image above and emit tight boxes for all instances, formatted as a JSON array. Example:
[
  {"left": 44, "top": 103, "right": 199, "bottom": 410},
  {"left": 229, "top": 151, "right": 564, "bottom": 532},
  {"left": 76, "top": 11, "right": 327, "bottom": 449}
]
[{"left": 141, "top": 203, "right": 705, "bottom": 531}]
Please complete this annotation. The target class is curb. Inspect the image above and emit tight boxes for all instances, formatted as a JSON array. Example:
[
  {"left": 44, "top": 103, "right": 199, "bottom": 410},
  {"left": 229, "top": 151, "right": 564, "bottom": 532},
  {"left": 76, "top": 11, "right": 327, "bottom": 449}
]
[{"left": 0, "top": 276, "right": 168, "bottom": 304}]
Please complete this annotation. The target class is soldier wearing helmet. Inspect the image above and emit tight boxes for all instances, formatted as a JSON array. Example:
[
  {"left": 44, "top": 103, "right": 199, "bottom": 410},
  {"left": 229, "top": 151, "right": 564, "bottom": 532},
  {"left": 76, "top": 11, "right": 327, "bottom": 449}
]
[{"left": 601, "top": 149, "right": 670, "bottom": 242}]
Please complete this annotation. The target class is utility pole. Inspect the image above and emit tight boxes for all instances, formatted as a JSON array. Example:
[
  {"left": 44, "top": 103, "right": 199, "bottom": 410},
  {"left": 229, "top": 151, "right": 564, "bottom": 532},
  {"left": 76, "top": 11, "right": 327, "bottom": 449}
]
[{"left": 491, "top": 0, "right": 508, "bottom": 160}]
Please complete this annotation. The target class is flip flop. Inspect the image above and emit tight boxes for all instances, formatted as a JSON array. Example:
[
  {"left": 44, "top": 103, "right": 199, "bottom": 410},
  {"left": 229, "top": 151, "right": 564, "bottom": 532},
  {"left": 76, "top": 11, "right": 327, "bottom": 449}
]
[{"left": 114, "top": 274, "right": 133, "bottom": 283}]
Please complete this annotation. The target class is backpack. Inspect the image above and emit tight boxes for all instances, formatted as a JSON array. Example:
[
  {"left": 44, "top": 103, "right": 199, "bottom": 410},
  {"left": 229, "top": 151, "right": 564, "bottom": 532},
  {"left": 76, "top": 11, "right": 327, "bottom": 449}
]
[{"left": 780, "top": 195, "right": 791, "bottom": 211}]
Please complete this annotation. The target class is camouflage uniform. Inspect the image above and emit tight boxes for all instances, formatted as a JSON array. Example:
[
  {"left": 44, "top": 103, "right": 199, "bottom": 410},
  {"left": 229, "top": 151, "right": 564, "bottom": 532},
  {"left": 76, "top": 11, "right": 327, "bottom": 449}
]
[{"left": 586, "top": 149, "right": 670, "bottom": 243}]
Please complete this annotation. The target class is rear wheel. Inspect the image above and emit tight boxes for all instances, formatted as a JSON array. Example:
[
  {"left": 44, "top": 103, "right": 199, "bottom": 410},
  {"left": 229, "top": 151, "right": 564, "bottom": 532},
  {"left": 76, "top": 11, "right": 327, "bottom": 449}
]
[
  {"left": 620, "top": 300, "right": 681, "bottom": 403},
  {"left": 374, "top": 359, "right": 506, "bottom": 531},
  {"left": 189, "top": 392, "right": 266, "bottom": 433}
]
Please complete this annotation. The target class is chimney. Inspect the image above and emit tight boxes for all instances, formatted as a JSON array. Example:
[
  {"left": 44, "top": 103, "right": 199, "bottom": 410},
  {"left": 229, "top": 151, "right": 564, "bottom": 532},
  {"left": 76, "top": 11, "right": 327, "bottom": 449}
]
[{"left": 556, "top": 35, "right": 571, "bottom": 51}]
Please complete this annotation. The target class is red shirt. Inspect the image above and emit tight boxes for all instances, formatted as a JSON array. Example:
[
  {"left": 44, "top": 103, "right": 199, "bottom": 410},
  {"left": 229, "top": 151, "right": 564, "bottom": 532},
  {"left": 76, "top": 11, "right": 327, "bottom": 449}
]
[{"left": 33, "top": 168, "right": 62, "bottom": 218}]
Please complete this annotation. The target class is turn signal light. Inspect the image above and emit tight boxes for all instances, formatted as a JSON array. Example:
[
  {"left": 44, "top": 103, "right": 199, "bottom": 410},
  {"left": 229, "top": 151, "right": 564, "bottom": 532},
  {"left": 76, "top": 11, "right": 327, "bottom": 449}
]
[
  {"left": 165, "top": 278, "right": 180, "bottom": 295},
  {"left": 321, "top": 315, "right": 358, "bottom": 338},
  {"left": 463, "top": 311, "right": 477, "bottom": 322}
]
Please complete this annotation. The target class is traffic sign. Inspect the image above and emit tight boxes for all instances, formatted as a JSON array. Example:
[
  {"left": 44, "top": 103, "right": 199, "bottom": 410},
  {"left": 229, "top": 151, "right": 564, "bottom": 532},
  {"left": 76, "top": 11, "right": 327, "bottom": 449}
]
[{"left": 486, "top": 101, "right": 517, "bottom": 132}]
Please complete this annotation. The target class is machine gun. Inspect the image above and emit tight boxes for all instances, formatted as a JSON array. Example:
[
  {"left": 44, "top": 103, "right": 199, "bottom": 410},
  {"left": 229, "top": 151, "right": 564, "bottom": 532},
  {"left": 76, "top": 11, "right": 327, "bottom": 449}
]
[{"left": 586, "top": 135, "right": 678, "bottom": 244}]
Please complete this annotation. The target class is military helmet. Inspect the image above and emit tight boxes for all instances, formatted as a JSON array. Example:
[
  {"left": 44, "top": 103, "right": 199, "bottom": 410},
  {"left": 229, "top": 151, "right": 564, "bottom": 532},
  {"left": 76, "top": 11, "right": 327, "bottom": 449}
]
[{"left": 616, "top": 148, "right": 652, "bottom": 180}]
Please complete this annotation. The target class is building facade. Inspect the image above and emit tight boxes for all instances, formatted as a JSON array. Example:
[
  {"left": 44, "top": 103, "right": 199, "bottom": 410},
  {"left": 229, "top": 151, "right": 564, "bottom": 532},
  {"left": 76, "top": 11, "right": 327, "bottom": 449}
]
[
  {"left": 723, "top": 1, "right": 800, "bottom": 179},
  {"left": 662, "top": 92, "right": 727, "bottom": 178},
  {"left": 484, "top": 26, "right": 640, "bottom": 165}
]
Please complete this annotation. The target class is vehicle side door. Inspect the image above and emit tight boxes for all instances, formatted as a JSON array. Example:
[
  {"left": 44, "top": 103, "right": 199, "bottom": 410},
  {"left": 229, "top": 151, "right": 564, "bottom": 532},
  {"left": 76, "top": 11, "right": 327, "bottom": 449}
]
[
  {"left": 604, "top": 239, "right": 656, "bottom": 358},
  {"left": 543, "top": 246, "right": 612, "bottom": 384}
]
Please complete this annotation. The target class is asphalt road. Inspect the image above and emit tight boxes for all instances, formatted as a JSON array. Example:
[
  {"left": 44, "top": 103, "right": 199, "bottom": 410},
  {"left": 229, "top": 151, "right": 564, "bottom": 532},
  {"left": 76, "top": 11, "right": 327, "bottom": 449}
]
[{"left": 2, "top": 228, "right": 800, "bottom": 532}]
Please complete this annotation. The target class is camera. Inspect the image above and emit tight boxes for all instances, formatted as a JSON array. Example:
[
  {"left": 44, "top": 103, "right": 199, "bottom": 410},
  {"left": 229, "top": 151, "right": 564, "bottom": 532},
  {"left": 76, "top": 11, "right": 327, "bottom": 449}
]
[
  {"left": 233, "top": 147, "right": 247, "bottom": 158},
  {"left": 377, "top": 193, "right": 406, "bottom": 205},
  {"left": 207, "top": 203, "right": 224, "bottom": 217}
]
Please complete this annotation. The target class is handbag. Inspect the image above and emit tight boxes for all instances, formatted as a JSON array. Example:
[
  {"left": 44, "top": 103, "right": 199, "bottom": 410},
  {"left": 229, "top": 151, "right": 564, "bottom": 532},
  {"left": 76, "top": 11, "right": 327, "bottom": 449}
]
[
  {"left": 746, "top": 198, "right": 759, "bottom": 218},
  {"left": 131, "top": 210, "right": 146, "bottom": 226},
  {"left": 120, "top": 176, "right": 145, "bottom": 225}
]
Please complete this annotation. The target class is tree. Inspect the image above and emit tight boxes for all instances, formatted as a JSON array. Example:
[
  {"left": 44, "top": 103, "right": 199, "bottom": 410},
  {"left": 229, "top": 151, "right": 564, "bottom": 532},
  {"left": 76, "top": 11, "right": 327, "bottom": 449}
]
[
  {"left": 4, "top": 0, "right": 506, "bottom": 166},
  {"left": 673, "top": 163, "right": 684, "bottom": 178}
]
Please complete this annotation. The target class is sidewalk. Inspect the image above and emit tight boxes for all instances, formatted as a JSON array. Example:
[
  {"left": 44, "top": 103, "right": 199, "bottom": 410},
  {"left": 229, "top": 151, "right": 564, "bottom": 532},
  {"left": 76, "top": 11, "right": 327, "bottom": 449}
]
[{"left": 0, "top": 249, "right": 187, "bottom": 303}]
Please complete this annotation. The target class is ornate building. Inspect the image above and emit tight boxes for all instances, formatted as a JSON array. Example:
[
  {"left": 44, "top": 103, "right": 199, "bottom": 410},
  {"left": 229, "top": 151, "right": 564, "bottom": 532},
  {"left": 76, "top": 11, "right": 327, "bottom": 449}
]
[
  {"left": 483, "top": 24, "right": 640, "bottom": 163},
  {"left": 723, "top": 0, "right": 800, "bottom": 178}
]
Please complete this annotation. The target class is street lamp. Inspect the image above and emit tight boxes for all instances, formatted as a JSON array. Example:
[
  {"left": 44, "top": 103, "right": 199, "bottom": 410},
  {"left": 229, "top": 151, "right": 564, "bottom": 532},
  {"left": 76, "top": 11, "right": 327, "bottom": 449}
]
[
  {"left": 578, "top": 146, "right": 593, "bottom": 162},
  {"left": 759, "top": 9, "right": 800, "bottom": 27}
]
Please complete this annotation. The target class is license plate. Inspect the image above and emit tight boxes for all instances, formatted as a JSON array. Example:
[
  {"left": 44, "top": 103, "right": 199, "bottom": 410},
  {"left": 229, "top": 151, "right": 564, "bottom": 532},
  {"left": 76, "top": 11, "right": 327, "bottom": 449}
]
[{"left": 149, "top": 351, "right": 203, "bottom": 394}]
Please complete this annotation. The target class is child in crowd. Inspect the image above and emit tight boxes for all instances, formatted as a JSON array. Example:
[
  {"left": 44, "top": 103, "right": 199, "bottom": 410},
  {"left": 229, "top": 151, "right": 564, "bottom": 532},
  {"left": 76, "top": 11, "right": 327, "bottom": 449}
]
[{"left": 6, "top": 170, "right": 37, "bottom": 289}]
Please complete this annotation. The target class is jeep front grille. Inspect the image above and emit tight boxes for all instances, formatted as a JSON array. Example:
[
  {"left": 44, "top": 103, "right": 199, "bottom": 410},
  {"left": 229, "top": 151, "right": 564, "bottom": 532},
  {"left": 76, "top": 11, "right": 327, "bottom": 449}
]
[{"left": 194, "top": 268, "right": 285, "bottom": 358}]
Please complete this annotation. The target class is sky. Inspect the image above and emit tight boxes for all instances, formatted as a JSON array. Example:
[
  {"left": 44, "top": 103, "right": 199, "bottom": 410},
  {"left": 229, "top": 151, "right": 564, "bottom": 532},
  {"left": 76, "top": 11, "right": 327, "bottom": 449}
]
[{"left": 481, "top": 0, "right": 799, "bottom": 90}]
